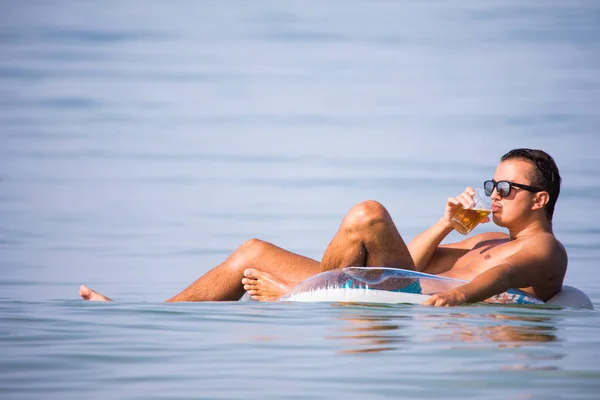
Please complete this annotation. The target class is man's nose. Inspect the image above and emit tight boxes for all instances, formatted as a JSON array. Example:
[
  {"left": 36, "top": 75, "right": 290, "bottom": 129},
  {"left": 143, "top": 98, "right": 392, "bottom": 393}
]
[{"left": 490, "top": 188, "right": 501, "bottom": 201}]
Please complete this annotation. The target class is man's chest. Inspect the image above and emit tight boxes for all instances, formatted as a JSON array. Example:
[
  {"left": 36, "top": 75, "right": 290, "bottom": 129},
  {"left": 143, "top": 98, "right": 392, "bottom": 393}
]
[{"left": 454, "top": 239, "right": 519, "bottom": 273}]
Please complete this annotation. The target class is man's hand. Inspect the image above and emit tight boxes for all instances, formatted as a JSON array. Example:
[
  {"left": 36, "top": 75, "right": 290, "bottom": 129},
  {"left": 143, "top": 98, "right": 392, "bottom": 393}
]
[
  {"left": 422, "top": 288, "right": 469, "bottom": 307},
  {"left": 442, "top": 186, "right": 491, "bottom": 228}
]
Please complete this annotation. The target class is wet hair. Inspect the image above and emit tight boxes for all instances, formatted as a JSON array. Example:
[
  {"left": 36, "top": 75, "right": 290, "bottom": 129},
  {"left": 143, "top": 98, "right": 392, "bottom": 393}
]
[{"left": 500, "top": 148, "right": 561, "bottom": 221}]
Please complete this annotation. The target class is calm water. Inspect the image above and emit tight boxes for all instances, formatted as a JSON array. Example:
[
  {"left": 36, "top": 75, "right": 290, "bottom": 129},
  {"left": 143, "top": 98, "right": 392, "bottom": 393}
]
[{"left": 1, "top": 1, "right": 600, "bottom": 398}]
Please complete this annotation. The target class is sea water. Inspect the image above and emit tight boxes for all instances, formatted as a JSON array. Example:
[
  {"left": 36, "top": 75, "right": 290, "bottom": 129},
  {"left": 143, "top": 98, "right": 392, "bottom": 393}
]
[{"left": 1, "top": 1, "right": 599, "bottom": 398}]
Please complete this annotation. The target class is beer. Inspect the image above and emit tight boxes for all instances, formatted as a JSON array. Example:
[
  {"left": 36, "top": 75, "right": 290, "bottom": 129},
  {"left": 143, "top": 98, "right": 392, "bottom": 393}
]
[{"left": 451, "top": 208, "right": 491, "bottom": 235}]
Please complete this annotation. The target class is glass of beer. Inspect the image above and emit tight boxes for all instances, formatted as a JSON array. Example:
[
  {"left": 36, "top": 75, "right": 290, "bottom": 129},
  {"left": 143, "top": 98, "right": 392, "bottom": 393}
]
[{"left": 451, "top": 188, "right": 492, "bottom": 235}]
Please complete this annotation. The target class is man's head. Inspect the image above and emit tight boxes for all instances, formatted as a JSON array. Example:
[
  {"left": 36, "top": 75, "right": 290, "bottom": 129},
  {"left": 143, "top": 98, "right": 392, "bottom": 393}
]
[{"left": 490, "top": 149, "right": 561, "bottom": 226}]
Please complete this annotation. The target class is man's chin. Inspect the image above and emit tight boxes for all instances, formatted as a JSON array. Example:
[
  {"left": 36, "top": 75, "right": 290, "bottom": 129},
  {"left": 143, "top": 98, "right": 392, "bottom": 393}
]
[{"left": 492, "top": 213, "right": 507, "bottom": 228}]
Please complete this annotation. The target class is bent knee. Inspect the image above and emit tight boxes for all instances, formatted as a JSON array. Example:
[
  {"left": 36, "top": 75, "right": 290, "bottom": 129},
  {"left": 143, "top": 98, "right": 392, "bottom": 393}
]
[
  {"left": 238, "top": 238, "right": 270, "bottom": 260},
  {"left": 342, "top": 200, "right": 389, "bottom": 230},
  {"left": 225, "top": 238, "right": 270, "bottom": 274}
]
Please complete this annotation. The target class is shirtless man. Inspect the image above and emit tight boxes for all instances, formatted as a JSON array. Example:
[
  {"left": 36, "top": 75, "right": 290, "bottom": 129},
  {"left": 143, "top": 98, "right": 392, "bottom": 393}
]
[{"left": 80, "top": 148, "right": 566, "bottom": 306}]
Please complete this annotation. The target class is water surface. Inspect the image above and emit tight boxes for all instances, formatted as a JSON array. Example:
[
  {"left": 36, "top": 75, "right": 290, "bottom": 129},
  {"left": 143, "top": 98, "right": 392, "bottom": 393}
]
[{"left": 1, "top": 1, "right": 599, "bottom": 398}]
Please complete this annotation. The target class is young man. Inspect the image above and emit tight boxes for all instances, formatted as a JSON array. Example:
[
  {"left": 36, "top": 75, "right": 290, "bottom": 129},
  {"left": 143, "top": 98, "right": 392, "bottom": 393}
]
[{"left": 80, "top": 148, "right": 566, "bottom": 306}]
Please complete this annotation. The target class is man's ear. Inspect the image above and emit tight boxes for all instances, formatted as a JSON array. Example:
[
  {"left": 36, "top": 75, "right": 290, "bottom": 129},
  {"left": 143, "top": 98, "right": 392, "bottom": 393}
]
[{"left": 532, "top": 191, "right": 550, "bottom": 211}]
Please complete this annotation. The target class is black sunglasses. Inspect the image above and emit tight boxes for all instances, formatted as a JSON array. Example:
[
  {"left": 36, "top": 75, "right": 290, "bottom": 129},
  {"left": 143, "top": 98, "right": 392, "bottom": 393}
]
[{"left": 484, "top": 180, "right": 542, "bottom": 198}]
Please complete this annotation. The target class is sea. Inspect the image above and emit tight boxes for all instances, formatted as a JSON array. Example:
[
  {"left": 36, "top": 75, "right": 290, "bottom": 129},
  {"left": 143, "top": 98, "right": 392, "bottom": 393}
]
[{"left": 1, "top": 1, "right": 599, "bottom": 399}]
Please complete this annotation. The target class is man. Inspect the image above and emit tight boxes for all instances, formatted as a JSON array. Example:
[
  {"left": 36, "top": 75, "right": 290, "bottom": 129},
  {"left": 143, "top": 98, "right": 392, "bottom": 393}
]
[{"left": 80, "top": 148, "right": 566, "bottom": 306}]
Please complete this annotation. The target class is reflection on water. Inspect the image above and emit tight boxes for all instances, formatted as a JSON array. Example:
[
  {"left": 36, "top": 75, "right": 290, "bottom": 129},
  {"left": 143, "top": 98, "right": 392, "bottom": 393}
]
[
  {"left": 329, "top": 306, "right": 558, "bottom": 355},
  {"left": 329, "top": 313, "right": 409, "bottom": 354},
  {"left": 478, "top": 312, "right": 557, "bottom": 346}
]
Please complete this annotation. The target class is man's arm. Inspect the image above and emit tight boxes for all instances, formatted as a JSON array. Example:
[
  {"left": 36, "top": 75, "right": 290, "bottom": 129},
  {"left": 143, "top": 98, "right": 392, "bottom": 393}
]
[
  {"left": 408, "top": 187, "right": 488, "bottom": 271},
  {"left": 408, "top": 219, "right": 455, "bottom": 271},
  {"left": 423, "top": 241, "right": 553, "bottom": 306}
]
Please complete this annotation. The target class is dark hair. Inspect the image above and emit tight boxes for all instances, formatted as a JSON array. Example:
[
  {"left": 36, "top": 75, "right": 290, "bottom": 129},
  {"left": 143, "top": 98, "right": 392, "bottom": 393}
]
[{"left": 500, "top": 148, "right": 561, "bottom": 221}]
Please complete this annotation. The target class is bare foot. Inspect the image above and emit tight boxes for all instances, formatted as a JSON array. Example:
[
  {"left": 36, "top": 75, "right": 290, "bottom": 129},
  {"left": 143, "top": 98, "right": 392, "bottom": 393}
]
[
  {"left": 80, "top": 285, "right": 113, "bottom": 302},
  {"left": 241, "top": 269, "right": 293, "bottom": 302}
]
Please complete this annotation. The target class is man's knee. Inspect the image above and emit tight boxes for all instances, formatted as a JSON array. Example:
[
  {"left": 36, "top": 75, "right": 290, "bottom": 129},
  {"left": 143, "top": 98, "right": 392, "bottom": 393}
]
[
  {"left": 341, "top": 200, "right": 389, "bottom": 231},
  {"left": 238, "top": 238, "right": 269, "bottom": 259},
  {"left": 228, "top": 238, "right": 269, "bottom": 271}
]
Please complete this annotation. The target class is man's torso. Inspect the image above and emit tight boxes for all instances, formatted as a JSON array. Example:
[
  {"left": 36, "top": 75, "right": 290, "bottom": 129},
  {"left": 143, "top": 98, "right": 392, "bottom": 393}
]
[{"left": 434, "top": 232, "right": 567, "bottom": 300}]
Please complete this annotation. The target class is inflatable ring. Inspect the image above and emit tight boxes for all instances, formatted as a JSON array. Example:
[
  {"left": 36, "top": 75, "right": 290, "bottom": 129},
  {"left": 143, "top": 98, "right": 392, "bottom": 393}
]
[{"left": 274, "top": 267, "right": 593, "bottom": 309}]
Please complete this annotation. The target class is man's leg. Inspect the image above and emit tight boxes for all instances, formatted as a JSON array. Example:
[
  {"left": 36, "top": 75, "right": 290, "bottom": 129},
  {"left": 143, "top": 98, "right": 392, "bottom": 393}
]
[
  {"left": 166, "top": 239, "right": 320, "bottom": 302},
  {"left": 242, "top": 200, "right": 416, "bottom": 300},
  {"left": 319, "top": 200, "right": 415, "bottom": 271},
  {"left": 80, "top": 285, "right": 112, "bottom": 301},
  {"left": 82, "top": 201, "right": 414, "bottom": 302}
]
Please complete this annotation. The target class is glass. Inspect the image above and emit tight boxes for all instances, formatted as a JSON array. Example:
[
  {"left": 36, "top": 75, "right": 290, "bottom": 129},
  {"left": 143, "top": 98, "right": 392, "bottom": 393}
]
[{"left": 451, "top": 188, "right": 492, "bottom": 235}]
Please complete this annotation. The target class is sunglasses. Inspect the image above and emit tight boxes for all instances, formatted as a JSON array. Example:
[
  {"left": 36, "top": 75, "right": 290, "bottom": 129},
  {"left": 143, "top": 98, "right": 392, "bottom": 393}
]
[{"left": 484, "top": 179, "right": 542, "bottom": 198}]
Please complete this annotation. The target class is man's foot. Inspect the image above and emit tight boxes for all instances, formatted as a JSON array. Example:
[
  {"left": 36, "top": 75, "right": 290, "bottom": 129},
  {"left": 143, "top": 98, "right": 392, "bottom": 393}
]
[
  {"left": 241, "top": 269, "right": 293, "bottom": 302},
  {"left": 79, "top": 285, "right": 112, "bottom": 301}
]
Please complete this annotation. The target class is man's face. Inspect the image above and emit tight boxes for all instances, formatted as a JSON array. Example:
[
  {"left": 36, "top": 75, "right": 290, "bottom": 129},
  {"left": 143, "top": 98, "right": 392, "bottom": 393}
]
[{"left": 490, "top": 159, "right": 537, "bottom": 227}]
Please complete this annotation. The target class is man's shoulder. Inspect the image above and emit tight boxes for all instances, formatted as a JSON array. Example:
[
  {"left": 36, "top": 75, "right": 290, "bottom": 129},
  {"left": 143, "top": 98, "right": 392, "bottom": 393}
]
[
  {"left": 475, "top": 231, "right": 566, "bottom": 264},
  {"left": 517, "top": 233, "right": 568, "bottom": 275},
  {"left": 522, "top": 232, "right": 565, "bottom": 255}
]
